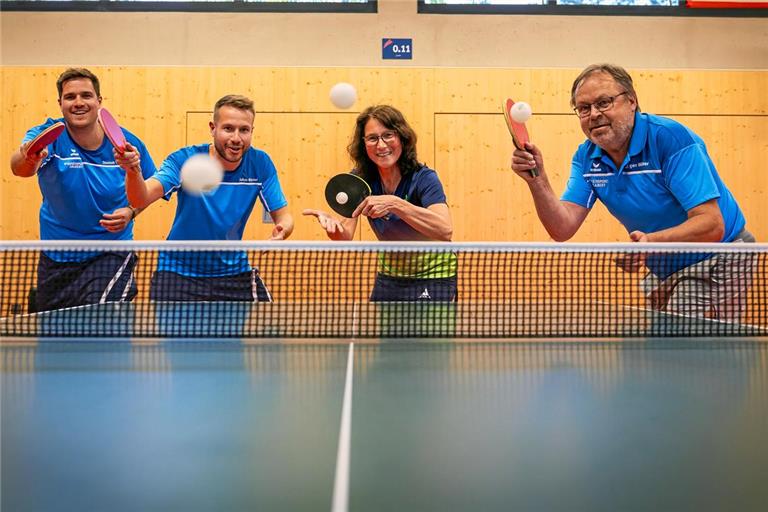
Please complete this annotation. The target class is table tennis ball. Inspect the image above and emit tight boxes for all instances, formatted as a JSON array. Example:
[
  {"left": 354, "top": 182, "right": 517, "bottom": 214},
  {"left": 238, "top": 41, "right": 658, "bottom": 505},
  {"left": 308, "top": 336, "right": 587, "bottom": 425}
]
[
  {"left": 329, "top": 82, "right": 357, "bottom": 109},
  {"left": 510, "top": 101, "right": 533, "bottom": 123},
  {"left": 180, "top": 154, "right": 224, "bottom": 195},
  {"left": 335, "top": 191, "right": 349, "bottom": 205}
]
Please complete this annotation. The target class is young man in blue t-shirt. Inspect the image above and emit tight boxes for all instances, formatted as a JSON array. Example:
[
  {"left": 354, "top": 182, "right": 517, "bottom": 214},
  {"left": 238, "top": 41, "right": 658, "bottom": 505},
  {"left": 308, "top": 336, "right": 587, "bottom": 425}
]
[
  {"left": 10, "top": 68, "right": 157, "bottom": 312},
  {"left": 509, "top": 63, "right": 755, "bottom": 320},
  {"left": 122, "top": 94, "right": 294, "bottom": 302}
]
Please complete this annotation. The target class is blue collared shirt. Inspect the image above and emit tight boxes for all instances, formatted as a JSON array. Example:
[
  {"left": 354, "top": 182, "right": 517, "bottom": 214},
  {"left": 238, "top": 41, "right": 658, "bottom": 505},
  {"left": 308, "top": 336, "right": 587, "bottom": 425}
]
[{"left": 562, "top": 111, "right": 745, "bottom": 278}]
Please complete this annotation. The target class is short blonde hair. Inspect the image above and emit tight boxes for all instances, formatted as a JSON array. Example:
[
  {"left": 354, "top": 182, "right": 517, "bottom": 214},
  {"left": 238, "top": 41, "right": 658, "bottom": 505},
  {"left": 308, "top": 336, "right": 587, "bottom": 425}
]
[{"left": 213, "top": 95, "right": 255, "bottom": 121}]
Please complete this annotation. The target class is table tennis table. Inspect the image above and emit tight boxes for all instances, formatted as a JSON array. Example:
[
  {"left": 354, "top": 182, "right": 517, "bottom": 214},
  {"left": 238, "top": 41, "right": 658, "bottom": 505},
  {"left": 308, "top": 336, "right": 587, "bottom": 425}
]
[{"left": 2, "top": 301, "right": 767, "bottom": 511}]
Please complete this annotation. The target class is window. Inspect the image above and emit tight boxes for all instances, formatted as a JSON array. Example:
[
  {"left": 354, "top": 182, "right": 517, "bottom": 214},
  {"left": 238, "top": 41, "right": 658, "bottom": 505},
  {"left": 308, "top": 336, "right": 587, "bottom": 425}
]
[
  {"left": 419, "top": 0, "right": 766, "bottom": 16},
  {"left": 0, "top": 0, "right": 377, "bottom": 13}
]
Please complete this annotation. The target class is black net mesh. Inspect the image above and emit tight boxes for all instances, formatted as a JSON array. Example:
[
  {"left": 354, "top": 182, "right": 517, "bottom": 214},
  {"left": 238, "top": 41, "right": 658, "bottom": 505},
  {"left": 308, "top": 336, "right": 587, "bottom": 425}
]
[{"left": 1, "top": 241, "right": 765, "bottom": 338}]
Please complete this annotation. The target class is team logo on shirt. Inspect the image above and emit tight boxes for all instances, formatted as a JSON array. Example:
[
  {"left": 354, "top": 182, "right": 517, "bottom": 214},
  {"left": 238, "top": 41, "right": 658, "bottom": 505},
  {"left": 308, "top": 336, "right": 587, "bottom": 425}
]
[
  {"left": 584, "top": 160, "right": 612, "bottom": 187},
  {"left": 626, "top": 161, "right": 650, "bottom": 170},
  {"left": 625, "top": 160, "right": 661, "bottom": 175}
]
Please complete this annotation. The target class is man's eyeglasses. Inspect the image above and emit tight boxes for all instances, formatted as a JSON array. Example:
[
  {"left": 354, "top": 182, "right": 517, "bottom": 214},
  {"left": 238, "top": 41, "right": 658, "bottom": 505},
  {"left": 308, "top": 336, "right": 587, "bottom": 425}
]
[
  {"left": 363, "top": 131, "right": 398, "bottom": 146},
  {"left": 573, "top": 92, "right": 628, "bottom": 118}
]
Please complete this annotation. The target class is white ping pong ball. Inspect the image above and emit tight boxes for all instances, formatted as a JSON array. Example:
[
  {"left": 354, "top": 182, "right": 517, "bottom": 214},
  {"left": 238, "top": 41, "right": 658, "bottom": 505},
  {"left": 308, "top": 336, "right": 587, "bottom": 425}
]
[
  {"left": 329, "top": 82, "right": 357, "bottom": 110},
  {"left": 510, "top": 102, "right": 533, "bottom": 123},
  {"left": 336, "top": 191, "right": 349, "bottom": 205},
  {"left": 180, "top": 154, "right": 224, "bottom": 195}
]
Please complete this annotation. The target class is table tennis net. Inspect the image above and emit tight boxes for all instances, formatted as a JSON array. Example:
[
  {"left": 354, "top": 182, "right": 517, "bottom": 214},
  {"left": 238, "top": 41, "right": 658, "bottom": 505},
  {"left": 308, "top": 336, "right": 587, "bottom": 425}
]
[{"left": 1, "top": 241, "right": 765, "bottom": 338}]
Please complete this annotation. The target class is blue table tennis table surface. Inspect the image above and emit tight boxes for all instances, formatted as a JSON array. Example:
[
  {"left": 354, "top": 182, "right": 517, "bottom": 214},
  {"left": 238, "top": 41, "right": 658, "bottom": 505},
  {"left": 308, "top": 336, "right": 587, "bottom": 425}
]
[{"left": 2, "top": 307, "right": 768, "bottom": 511}]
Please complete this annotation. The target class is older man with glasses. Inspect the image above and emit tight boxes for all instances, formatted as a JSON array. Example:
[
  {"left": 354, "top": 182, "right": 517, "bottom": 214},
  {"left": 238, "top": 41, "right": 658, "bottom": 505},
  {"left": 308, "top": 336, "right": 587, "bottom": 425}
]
[{"left": 510, "top": 63, "right": 754, "bottom": 320}]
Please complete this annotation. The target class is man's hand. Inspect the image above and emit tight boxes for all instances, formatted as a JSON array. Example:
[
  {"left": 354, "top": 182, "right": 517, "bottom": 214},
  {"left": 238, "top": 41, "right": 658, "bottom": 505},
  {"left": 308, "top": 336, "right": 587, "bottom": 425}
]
[
  {"left": 21, "top": 141, "right": 49, "bottom": 163},
  {"left": 510, "top": 142, "right": 544, "bottom": 182},
  {"left": 114, "top": 142, "right": 141, "bottom": 174},
  {"left": 614, "top": 230, "right": 648, "bottom": 273},
  {"left": 270, "top": 224, "right": 289, "bottom": 240},
  {"left": 100, "top": 207, "right": 134, "bottom": 233}
]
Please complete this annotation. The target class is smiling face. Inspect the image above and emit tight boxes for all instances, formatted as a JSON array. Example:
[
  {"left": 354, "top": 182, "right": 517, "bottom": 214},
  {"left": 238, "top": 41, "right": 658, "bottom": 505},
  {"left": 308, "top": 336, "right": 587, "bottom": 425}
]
[
  {"left": 58, "top": 78, "right": 101, "bottom": 130},
  {"left": 209, "top": 106, "right": 254, "bottom": 168},
  {"left": 573, "top": 72, "right": 637, "bottom": 158},
  {"left": 363, "top": 118, "right": 402, "bottom": 173}
]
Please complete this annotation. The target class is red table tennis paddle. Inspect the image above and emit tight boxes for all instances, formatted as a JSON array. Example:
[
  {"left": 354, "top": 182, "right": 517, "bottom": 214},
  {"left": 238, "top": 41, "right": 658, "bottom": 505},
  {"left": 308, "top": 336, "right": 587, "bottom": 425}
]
[
  {"left": 26, "top": 122, "right": 65, "bottom": 156},
  {"left": 97, "top": 107, "right": 128, "bottom": 153},
  {"left": 325, "top": 173, "right": 371, "bottom": 218},
  {"left": 503, "top": 98, "right": 538, "bottom": 178},
  {"left": 98, "top": 107, "right": 141, "bottom": 173}
]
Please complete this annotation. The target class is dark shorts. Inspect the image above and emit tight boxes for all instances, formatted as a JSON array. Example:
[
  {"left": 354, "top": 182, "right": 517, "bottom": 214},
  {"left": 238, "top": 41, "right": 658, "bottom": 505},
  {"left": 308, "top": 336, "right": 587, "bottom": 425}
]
[
  {"left": 370, "top": 273, "right": 458, "bottom": 302},
  {"left": 35, "top": 252, "right": 138, "bottom": 312},
  {"left": 149, "top": 270, "right": 272, "bottom": 302}
]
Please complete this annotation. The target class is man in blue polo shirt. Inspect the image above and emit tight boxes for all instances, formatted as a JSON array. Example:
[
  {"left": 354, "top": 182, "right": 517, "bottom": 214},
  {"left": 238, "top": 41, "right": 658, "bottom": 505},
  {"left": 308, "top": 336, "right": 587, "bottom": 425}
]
[
  {"left": 122, "top": 94, "right": 293, "bottom": 301},
  {"left": 10, "top": 68, "right": 157, "bottom": 312},
  {"left": 510, "top": 63, "right": 754, "bottom": 320}
]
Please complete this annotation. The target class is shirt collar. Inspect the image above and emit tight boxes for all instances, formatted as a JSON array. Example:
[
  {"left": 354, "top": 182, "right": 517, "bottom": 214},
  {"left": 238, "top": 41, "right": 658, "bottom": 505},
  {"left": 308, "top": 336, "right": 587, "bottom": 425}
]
[{"left": 587, "top": 110, "right": 647, "bottom": 161}]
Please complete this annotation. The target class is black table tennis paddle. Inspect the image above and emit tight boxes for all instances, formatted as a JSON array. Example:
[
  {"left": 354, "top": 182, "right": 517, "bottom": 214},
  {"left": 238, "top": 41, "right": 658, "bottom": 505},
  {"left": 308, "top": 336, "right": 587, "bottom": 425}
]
[{"left": 325, "top": 173, "right": 371, "bottom": 218}]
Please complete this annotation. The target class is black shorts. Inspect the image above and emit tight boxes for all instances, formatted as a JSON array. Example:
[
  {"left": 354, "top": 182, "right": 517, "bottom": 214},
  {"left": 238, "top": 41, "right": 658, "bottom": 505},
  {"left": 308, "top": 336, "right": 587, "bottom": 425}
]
[
  {"left": 35, "top": 252, "right": 138, "bottom": 312},
  {"left": 370, "top": 273, "right": 458, "bottom": 302},
  {"left": 149, "top": 270, "right": 272, "bottom": 302}
]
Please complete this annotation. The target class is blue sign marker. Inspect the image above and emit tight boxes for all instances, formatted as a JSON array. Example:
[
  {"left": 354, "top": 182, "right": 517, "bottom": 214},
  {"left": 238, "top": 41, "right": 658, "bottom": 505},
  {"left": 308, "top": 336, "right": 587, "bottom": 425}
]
[{"left": 382, "top": 38, "right": 412, "bottom": 60}]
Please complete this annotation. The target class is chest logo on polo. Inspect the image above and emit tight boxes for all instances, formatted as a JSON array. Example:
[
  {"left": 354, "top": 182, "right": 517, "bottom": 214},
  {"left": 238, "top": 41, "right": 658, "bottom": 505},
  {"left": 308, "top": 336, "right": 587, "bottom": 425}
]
[
  {"left": 63, "top": 149, "right": 84, "bottom": 169},
  {"left": 583, "top": 160, "right": 613, "bottom": 187},
  {"left": 625, "top": 160, "right": 660, "bottom": 175}
]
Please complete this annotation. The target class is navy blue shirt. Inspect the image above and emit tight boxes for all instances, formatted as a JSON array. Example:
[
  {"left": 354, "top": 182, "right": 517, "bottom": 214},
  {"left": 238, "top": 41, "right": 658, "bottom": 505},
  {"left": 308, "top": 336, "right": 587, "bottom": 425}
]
[
  {"left": 368, "top": 165, "right": 447, "bottom": 241},
  {"left": 365, "top": 166, "right": 456, "bottom": 279}
]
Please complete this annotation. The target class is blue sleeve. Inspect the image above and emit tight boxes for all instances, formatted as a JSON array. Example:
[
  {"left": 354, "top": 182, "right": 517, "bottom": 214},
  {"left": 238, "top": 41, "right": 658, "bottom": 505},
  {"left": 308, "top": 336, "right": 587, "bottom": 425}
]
[
  {"left": 663, "top": 144, "right": 720, "bottom": 211},
  {"left": 415, "top": 169, "right": 447, "bottom": 207},
  {"left": 153, "top": 150, "right": 186, "bottom": 200},
  {"left": 256, "top": 152, "right": 287, "bottom": 212},
  {"left": 560, "top": 145, "right": 596, "bottom": 208},
  {"left": 125, "top": 132, "right": 157, "bottom": 180}
]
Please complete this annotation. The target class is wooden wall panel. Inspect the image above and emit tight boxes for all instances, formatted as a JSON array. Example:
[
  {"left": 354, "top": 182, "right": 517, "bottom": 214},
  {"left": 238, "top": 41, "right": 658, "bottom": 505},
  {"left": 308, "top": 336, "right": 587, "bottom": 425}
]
[
  {"left": 436, "top": 113, "right": 632, "bottom": 242},
  {"left": 435, "top": 113, "right": 768, "bottom": 242},
  {"left": 432, "top": 69, "right": 768, "bottom": 115},
  {"left": 2, "top": 67, "right": 765, "bottom": 243},
  {"left": 667, "top": 116, "right": 768, "bottom": 240}
]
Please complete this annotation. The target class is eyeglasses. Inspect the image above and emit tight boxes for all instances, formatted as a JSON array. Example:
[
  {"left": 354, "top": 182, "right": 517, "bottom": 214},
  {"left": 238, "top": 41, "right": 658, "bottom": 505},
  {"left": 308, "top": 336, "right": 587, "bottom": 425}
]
[
  {"left": 573, "top": 92, "right": 628, "bottom": 118},
  {"left": 363, "top": 131, "right": 398, "bottom": 146}
]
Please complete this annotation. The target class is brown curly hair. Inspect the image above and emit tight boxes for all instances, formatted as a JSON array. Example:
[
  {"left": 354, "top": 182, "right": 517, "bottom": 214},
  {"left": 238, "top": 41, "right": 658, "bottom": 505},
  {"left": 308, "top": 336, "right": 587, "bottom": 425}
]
[{"left": 347, "top": 105, "right": 422, "bottom": 184}]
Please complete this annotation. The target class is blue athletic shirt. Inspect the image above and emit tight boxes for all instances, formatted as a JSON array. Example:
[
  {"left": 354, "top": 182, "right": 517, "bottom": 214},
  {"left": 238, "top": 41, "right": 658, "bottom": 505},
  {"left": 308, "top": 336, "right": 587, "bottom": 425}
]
[
  {"left": 367, "top": 165, "right": 457, "bottom": 279},
  {"left": 152, "top": 144, "right": 288, "bottom": 277},
  {"left": 23, "top": 118, "right": 156, "bottom": 262},
  {"left": 561, "top": 112, "right": 746, "bottom": 279}
]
